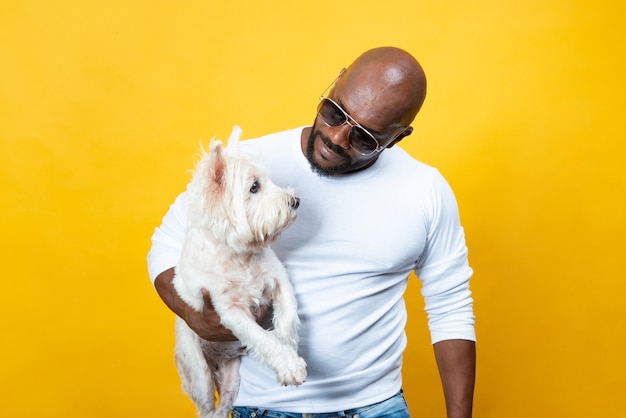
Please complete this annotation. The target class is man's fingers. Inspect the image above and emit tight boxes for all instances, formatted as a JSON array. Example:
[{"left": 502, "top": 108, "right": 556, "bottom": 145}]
[{"left": 201, "top": 288, "right": 213, "bottom": 305}]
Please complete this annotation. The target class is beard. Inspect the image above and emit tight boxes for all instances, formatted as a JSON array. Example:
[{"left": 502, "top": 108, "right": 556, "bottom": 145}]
[{"left": 305, "top": 124, "right": 355, "bottom": 177}]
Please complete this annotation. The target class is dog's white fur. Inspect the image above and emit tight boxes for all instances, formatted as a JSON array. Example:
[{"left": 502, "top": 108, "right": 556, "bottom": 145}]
[{"left": 173, "top": 126, "right": 306, "bottom": 418}]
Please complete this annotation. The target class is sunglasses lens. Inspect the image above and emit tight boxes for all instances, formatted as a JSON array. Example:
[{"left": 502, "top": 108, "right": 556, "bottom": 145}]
[
  {"left": 318, "top": 99, "right": 347, "bottom": 126},
  {"left": 349, "top": 128, "right": 378, "bottom": 154}
]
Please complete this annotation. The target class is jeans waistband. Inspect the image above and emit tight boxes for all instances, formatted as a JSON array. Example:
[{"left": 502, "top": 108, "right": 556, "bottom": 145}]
[{"left": 233, "top": 390, "right": 405, "bottom": 418}]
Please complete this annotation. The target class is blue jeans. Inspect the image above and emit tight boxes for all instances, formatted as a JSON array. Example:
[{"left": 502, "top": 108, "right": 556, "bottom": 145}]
[{"left": 232, "top": 391, "right": 409, "bottom": 418}]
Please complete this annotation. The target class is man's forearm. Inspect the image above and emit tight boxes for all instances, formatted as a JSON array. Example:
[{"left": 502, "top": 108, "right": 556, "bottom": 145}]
[
  {"left": 154, "top": 267, "right": 185, "bottom": 317},
  {"left": 433, "top": 339, "right": 476, "bottom": 418}
]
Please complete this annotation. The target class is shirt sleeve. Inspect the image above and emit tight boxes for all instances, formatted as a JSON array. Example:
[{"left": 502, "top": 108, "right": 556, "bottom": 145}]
[
  {"left": 415, "top": 170, "right": 476, "bottom": 344},
  {"left": 147, "top": 192, "right": 188, "bottom": 284}
]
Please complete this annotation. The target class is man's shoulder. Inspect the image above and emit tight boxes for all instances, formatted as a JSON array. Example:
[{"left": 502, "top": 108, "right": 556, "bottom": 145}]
[
  {"left": 241, "top": 126, "right": 303, "bottom": 149},
  {"left": 384, "top": 145, "right": 438, "bottom": 177}
]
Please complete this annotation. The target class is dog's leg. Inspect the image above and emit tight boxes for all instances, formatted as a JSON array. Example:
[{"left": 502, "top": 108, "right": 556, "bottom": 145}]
[
  {"left": 215, "top": 302, "right": 307, "bottom": 386},
  {"left": 268, "top": 270, "right": 300, "bottom": 350},
  {"left": 175, "top": 317, "right": 216, "bottom": 418},
  {"left": 213, "top": 355, "right": 242, "bottom": 418}
]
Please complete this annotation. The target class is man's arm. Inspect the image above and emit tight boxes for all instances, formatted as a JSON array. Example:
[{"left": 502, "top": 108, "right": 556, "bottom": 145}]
[
  {"left": 154, "top": 267, "right": 237, "bottom": 341},
  {"left": 433, "top": 339, "right": 476, "bottom": 418}
]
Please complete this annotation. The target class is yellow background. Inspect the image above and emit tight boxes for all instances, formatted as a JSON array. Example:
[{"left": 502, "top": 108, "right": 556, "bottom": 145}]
[{"left": 1, "top": 1, "right": 624, "bottom": 417}]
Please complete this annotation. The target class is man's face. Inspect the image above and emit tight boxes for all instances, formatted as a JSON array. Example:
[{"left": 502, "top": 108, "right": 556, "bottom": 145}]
[
  {"left": 304, "top": 118, "right": 382, "bottom": 176},
  {"left": 303, "top": 69, "right": 413, "bottom": 177}
]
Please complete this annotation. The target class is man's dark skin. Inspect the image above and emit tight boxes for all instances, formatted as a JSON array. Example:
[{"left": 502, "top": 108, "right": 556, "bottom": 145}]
[{"left": 155, "top": 47, "right": 476, "bottom": 418}]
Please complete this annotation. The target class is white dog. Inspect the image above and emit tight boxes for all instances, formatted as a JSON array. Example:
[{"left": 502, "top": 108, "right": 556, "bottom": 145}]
[{"left": 172, "top": 126, "right": 306, "bottom": 418}]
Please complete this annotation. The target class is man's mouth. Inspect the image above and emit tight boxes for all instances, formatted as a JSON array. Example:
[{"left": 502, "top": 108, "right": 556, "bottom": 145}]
[{"left": 317, "top": 134, "right": 349, "bottom": 163}]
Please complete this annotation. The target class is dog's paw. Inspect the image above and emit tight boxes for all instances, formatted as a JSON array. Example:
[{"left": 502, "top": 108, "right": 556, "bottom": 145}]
[{"left": 274, "top": 349, "right": 307, "bottom": 386}]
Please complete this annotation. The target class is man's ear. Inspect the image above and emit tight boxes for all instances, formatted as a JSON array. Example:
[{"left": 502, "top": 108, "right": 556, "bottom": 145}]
[{"left": 386, "top": 126, "right": 413, "bottom": 149}]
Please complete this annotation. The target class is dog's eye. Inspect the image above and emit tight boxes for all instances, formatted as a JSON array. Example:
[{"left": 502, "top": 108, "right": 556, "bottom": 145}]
[{"left": 250, "top": 180, "right": 260, "bottom": 194}]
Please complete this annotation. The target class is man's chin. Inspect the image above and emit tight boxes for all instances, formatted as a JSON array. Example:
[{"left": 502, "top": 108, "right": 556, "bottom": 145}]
[
  {"left": 308, "top": 157, "right": 346, "bottom": 177},
  {"left": 307, "top": 143, "right": 348, "bottom": 177},
  {"left": 306, "top": 131, "right": 352, "bottom": 176}
]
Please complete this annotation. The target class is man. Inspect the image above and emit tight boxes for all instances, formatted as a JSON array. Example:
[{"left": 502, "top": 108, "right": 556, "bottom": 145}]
[{"left": 148, "top": 46, "right": 476, "bottom": 418}]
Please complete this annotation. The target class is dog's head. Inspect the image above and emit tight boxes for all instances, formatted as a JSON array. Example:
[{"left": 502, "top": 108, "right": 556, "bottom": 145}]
[{"left": 188, "top": 126, "right": 299, "bottom": 254}]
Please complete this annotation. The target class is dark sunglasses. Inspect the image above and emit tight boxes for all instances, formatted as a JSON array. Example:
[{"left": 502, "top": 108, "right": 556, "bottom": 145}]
[
  {"left": 316, "top": 97, "right": 385, "bottom": 156},
  {"left": 316, "top": 71, "right": 409, "bottom": 156}
]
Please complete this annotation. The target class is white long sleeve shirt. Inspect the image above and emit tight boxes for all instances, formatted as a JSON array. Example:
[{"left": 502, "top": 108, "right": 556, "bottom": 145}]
[{"left": 148, "top": 127, "right": 474, "bottom": 412}]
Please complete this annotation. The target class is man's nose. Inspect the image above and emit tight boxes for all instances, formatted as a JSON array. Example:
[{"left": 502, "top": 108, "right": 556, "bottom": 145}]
[{"left": 327, "top": 123, "right": 351, "bottom": 150}]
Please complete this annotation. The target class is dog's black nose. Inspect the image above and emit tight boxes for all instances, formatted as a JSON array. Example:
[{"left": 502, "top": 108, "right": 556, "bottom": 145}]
[{"left": 291, "top": 197, "right": 300, "bottom": 209}]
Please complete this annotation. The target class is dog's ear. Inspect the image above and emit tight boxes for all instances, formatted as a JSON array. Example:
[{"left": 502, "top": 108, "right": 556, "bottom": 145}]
[
  {"left": 213, "top": 143, "right": 225, "bottom": 186},
  {"left": 227, "top": 125, "right": 242, "bottom": 149}
]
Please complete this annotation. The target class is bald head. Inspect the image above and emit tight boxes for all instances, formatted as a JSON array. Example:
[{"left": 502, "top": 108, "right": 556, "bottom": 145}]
[
  {"left": 336, "top": 47, "right": 427, "bottom": 126},
  {"left": 303, "top": 47, "right": 428, "bottom": 176}
]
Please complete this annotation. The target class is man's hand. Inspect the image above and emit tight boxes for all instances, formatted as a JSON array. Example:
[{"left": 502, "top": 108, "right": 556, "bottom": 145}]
[
  {"left": 154, "top": 268, "right": 237, "bottom": 341},
  {"left": 187, "top": 288, "right": 239, "bottom": 341}
]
